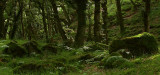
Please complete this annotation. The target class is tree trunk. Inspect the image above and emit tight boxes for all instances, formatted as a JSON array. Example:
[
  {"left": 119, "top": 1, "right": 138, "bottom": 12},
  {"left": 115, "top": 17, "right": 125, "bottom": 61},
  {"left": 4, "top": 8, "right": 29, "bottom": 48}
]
[
  {"left": 47, "top": 11, "right": 52, "bottom": 37},
  {"left": 116, "top": 0, "right": 125, "bottom": 35},
  {"left": 87, "top": 7, "right": 92, "bottom": 41},
  {"left": 50, "top": 0, "right": 68, "bottom": 42},
  {"left": 60, "top": 2, "right": 71, "bottom": 27},
  {"left": 26, "top": 0, "right": 32, "bottom": 40},
  {"left": 10, "top": 1, "right": 23, "bottom": 39},
  {"left": 143, "top": 0, "right": 151, "bottom": 32},
  {"left": 94, "top": 0, "right": 101, "bottom": 42},
  {"left": 0, "top": 1, "right": 6, "bottom": 39},
  {"left": 21, "top": 1, "right": 25, "bottom": 39},
  {"left": 41, "top": 0, "right": 49, "bottom": 42},
  {"left": 74, "top": 0, "right": 87, "bottom": 48},
  {"left": 130, "top": 0, "right": 137, "bottom": 10},
  {"left": 102, "top": 0, "right": 109, "bottom": 45}
]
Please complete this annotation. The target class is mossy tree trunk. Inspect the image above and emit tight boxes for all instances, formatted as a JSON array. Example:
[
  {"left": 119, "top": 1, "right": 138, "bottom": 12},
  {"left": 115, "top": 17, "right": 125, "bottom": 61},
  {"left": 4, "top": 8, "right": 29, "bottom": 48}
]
[
  {"left": 20, "top": 1, "right": 25, "bottom": 39},
  {"left": 87, "top": 2, "right": 93, "bottom": 41},
  {"left": 46, "top": 7, "right": 53, "bottom": 37},
  {"left": 26, "top": 0, "right": 32, "bottom": 40},
  {"left": 38, "top": 0, "right": 49, "bottom": 42},
  {"left": 102, "top": 0, "right": 109, "bottom": 45},
  {"left": 74, "top": 0, "right": 87, "bottom": 48},
  {"left": 94, "top": 0, "right": 101, "bottom": 42},
  {"left": 130, "top": 0, "right": 137, "bottom": 10},
  {"left": 3, "top": 4, "right": 13, "bottom": 39},
  {"left": 50, "top": 0, "right": 68, "bottom": 42},
  {"left": 42, "top": 1, "right": 49, "bottom": 42},
  {"left": 115, "top": 0, "right": 125, "bottom": 35},
  {"left": 109, "top": 0, "right": 113, "bottom": 4},
  {"left": 143, "top": 0, "right": 151, "bottom": 32},
  {"left": 10, "top": 0, "right": 23, "bottom": 39},
  {"left": 0, "top": 1, "right": 6, "bottom": 39},
  {"left": 60, "top": 2, "right": 71, "bottom": 27}
]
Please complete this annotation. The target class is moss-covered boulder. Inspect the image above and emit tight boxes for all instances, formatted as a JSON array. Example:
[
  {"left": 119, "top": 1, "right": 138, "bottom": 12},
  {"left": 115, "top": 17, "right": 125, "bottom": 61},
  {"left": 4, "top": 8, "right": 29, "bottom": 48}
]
[
  {"left": 2, "top": 42, "right": 27, "bottom": 57},
  {"left": 101, "top": 56, "right": 132, "bottom": 68},
  {"left": 109, "top": 32, "right": 159, "bottom": 56},
  {"left": 41, "top": 44, "right": 57, "bottom": 54},
  {"left": 22, "top": 41, "right": 41, "bottom": 55},
  {"left": 118, "top": 49, "right": 133, "bottom": 59}
]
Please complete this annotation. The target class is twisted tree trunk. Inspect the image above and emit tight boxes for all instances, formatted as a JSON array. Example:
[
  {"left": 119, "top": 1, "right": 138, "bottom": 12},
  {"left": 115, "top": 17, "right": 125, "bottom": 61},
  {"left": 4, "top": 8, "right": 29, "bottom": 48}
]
[{"left": 50, "top": 0, "right": 68, "bottom": 42}]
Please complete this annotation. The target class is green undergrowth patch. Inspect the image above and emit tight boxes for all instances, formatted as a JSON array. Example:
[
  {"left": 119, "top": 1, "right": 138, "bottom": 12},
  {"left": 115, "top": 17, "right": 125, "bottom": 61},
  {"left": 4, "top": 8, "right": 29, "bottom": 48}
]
[
  {"left": 107, "top": 53, "right": 160, "bottom": 74},
  {"left": 1, "top": 40, "right": 160, "bottom": 74}
]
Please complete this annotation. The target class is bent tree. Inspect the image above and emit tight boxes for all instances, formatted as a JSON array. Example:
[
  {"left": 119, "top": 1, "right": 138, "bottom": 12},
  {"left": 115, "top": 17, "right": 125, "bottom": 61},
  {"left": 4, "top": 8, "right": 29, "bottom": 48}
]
[{"left": 50, "top": 0, "right": 68, "bottom": 42}]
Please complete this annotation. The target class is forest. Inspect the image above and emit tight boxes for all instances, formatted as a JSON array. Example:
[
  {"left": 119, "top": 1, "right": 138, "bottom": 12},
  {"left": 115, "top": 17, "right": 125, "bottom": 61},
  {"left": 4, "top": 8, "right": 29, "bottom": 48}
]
[{"left": 0, "top": 0, "right": 160, "bottom": 75}]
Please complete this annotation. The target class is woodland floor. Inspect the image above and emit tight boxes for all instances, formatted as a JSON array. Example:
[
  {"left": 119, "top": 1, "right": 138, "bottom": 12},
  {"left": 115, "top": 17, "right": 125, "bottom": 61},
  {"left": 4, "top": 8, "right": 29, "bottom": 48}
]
[{"left": 0, "top": 40, "right": 160, "bottom": 75}]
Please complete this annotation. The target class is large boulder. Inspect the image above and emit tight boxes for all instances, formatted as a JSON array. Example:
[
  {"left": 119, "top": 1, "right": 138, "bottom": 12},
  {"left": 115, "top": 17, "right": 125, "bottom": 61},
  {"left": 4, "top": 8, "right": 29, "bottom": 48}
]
[
  {"left": 109, "top": 32, "right": 159, "bottom": 56},
  {"left": 2, "top": 42, "right": 27, "bottom": 57},
  {"left": 22, "top": 41, "right": 41, "bottom": 55}
]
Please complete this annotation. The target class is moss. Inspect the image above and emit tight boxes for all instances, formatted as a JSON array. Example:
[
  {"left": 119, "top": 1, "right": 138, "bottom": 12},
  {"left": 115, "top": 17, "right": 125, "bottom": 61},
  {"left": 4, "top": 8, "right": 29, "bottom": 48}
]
[
  {"left": 2, "top": 42, "right": 27, "bottom": 57},
  {"left": 110, "top": 52, "right": 122, "bottom": 56},
  {"left": 69, "top": 53, "right": 94, "bottom": 63},
  {"left": 13, "top": 59, "right": 78, "bottom": 74},
  {"left": 22, "top": 41, "right": 41, "bottom": 55},
  {"left": 56, "top": 58, "right": 67, "bottom": 63},
  {"left": 85, "top": 42, "right": 107, "bottom": 52},
  {"left": 13, "top": 63, "right": 46, "bottom": 74},
  {"left": 109, "top": 32, "right": 159, "bottom": 56},
  {"left": 102, "top": 56, "right": 130, "bottom": 69},
  {"left": 0, "top": 54, "right": 11, "bottom": 63},
  {"left": 92, "top": 53, "right": 107, "bottom": 62},
  {"left": 42, "top": 44, "right": 57, "bottom": 54},
  {"left": 118, "top": 49, "right": 133, "bottom": 59},
  {"left": 78, "top": 54, "right": 94, "bottom": 61}
]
